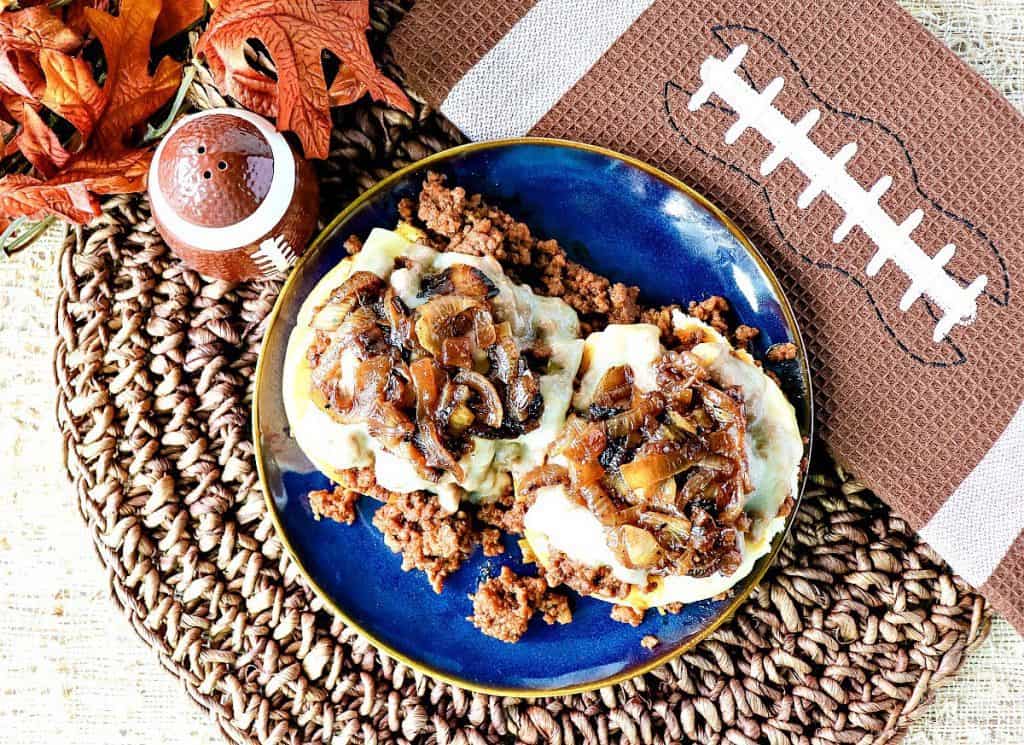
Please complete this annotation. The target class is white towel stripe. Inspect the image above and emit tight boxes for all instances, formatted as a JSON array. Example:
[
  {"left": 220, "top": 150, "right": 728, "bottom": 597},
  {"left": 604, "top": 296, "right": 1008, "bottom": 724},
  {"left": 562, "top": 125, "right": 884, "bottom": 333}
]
[
  {"left": 919, "top": 402, "right": 1024, "bottom": 587},
  {"left": 439, "top": 0, "right": 654, "bottom": 141}
]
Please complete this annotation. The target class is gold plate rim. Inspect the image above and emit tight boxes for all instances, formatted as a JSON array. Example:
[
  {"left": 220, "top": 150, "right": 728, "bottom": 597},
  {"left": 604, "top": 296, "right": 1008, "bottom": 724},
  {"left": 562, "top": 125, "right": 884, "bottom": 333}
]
[{"left": 252, "top": 136, "right": 814, "bottom": 698}]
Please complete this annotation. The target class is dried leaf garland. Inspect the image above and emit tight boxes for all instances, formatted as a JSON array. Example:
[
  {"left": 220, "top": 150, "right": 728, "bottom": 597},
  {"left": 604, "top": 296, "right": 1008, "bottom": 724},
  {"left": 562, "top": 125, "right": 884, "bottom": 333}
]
[
  {"left": 197, "top": 0, "right": 413, "bottom": 159},
  {"left": 0, "top": 0, "right": 182, "bottom": 228}
]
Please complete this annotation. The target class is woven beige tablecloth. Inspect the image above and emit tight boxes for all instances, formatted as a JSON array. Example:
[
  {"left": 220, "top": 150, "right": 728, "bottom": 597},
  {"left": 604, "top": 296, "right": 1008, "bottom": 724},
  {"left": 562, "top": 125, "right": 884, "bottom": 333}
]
[{"left": 0, "top": 1, "right": 1022, "bottom": 743}]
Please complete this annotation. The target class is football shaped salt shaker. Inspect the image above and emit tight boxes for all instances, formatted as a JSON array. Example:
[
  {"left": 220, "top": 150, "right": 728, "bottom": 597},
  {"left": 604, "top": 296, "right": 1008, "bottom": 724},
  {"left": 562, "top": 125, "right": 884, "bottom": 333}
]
[{"left": 148, "top": 108, "right": 319, "bottom": 281}]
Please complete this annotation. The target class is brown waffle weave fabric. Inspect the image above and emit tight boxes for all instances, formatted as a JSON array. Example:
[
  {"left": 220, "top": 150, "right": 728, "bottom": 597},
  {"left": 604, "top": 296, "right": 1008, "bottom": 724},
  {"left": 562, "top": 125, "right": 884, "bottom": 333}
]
[{"left": 51, "top": 6, "right": 991, "bottom": 742}]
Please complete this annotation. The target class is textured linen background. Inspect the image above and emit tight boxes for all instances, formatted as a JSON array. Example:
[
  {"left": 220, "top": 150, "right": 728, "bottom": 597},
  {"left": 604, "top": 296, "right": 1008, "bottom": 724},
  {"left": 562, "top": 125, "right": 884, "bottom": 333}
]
[{"left": 0, "top": 1, "right": 1021, "bottom": 743}]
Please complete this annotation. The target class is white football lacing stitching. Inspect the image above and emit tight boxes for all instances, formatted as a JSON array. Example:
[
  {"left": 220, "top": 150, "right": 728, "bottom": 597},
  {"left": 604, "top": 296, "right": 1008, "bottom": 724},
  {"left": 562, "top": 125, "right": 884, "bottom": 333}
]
[
  {"left": 251, "top": 235, "right": 298, "bottom": 277},
  {"left": 688, "top": 44, "right": 987, "bottom": 342}
]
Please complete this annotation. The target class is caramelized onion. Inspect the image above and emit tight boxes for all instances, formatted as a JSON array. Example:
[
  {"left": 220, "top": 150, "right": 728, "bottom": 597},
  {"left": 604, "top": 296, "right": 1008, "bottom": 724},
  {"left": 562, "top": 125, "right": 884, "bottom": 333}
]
[
  {"left": 700, "top": 384, "right": 741, "bottom": 424},
  {"left": 615, "top": 525, "right": 662, "bottom": 569},
  {"left": 440, "top": 336, "right": 474, "bottom": 368},
  {"left": 679, "top": 468, "right": 717, "bottom": 504},
  {"left": 518, "top": 464, "right": 569, "bottom": 493},
  {"left": 591, "top": 365, "right": 634, "bottom": 409},
  {"left": 507, "top": 367, "right": 541, "bottom": 423},
  {"left": 338, "top": 357, "right": 415, "bottom": 447},
  {"left": 577, "top": 482, "right": 617, "bottom": 524},
  {"left": 409, "top": 358, "right": 463, "bottom": 479},
  {"left": 620, "top": 442, "right": 702, "bottom": 490},
  {"left": 381, "top": 287, "right": 416, "bottom": 350},
  {"left": 697, "top": 453, "right": 733, "bottom": 472},
  {"left": 333, "top": 306, "right": 383, "bottom": 357},
  {"left": 415, "top": 420, "right": 463, "bottom": 480},
  {"left": 367, "top": 402, "right": 417, "bottom": 446},
  {"left": 605, "top": 393, "right": 665, "bottom": 438},
  {"left": 666, "top": 409, "right": 699, "bottom": 436},
  {"left": 559, "top": 419, "right": 607, "bottom": 466},
  {"left": 414, "top": 296, "right": 480, "bottom": 357},
  {"left": 409, "top": 358, "right": 447, "bottom": 417},
  {"left": 639, "top": 511, "right": 692, "bottom": 545},
  {"left": 488, "top": 324, "right": 519, "bottom": 384},
  {"left": 453, "top": 369, "right": 504, "bottom": 429},
  {"left": 314, "top": 271, "right": 384, "bottom": 330},
  {"left": 642, "top": 476, "right": 678, "bottom": 511},
  {"left": 418, "top": 264, "right": 498, "bottom": 300}
]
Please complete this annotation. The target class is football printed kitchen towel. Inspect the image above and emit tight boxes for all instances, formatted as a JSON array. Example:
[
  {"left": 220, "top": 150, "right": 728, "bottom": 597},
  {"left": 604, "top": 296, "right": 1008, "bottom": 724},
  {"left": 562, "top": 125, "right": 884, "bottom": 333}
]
[{"left": 391, "top": 0, "right": 1024, "bottom": 631}]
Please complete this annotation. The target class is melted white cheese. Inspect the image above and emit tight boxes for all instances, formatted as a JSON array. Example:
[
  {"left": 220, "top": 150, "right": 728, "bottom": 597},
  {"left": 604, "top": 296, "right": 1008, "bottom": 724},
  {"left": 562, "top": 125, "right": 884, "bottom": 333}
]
[
  {"left": 283, "top": 228, "right": 582, "bottom": 504},
  {"left": 524, "top": 486, "right": 648, "bottom": 585},
  {"left": 523, "top": 318, "right": 802, "bottom": 608},
  {"left": 574, "top": 324, "right": 662, "bottom": 408}
]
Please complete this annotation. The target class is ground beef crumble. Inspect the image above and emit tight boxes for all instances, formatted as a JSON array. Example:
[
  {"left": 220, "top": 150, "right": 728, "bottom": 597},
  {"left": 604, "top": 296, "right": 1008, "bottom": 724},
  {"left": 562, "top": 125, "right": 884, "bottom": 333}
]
[
  {"left": 541, "top": 550, "right": 631, "bottom": 600},
  {"left": 372, "top": 491, "right": 479, "bottom": 593},
  {"left": 469, "top": 566, "right": 572, "bottom": 643},
  {"left": 766, "top": 342, "right": 798, "bottom": 361},
  {"left": 308, "top": 487, "right": 360, "bottom": 525},
  {"left": 611, "top": 605, "right": 645, "bottom": 627},
  {"left": 332, "top": 467, "right": 400, "bottom": 503},
  {"left": 481, "top": 528, "right": 505, "bottom": 557},
  {"left": 733, "top": 324, "right": 760, "bottom": 349},
  {"left": 477, "top": 489, "right": 536, "bottom": 535},
  {"left": 687, "top": 296, "right": 731, "bottom": 335}
]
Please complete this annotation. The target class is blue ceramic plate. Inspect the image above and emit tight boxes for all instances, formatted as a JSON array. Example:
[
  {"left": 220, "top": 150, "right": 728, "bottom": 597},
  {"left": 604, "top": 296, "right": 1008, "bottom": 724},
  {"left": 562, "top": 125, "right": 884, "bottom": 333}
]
[{"left": 254, "top": 138, "right": 813, "bottom": 696}]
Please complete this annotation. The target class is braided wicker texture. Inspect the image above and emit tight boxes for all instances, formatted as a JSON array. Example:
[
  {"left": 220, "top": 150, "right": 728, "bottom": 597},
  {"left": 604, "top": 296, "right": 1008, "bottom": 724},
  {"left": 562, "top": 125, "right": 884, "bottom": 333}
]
[{"left": 53, "top": 3, "right": 991, "bottom": 743}]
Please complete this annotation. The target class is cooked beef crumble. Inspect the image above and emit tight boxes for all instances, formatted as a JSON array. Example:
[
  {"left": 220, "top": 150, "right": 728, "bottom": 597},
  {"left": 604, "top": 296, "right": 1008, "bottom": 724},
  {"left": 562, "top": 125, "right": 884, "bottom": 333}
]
[
  {"left": 766, "top": 342, "right": 799, "bottom": 362},
  {"left": 733, "top": 324, "right": 760, "bottom": 348},
  {"left": 542, "top": 550, "right": 632, "bottom": 601},
  {"left": 469, "top": 566, "right": 572, "bottom": 642},
  {"left": 481, "top": 527, "right": 505, "bottom": 557},
  {"left": 611, "top": 605, "right": 646, "bottom": 627},
  {"left": 335, "top": 467, "right": 400, "bottom": 502},
  {"left": 308, "top": 487, "right": 361, "bottom": 525},
  {"left": 372, "top": 491, "right": 479, "bottom": 593},
  {"left": 687, "top": 296, "right": 731, "bottom": 335},
  {"left": 476, "top": 489, "right": 536, "bottom": 535}
]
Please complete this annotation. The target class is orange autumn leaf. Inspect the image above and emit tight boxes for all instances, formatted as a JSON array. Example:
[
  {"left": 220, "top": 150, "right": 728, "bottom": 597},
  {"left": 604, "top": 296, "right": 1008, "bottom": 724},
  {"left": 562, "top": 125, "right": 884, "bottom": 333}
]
[
  {"left": 52, "top": 145, "right": 153, "bottom": 194},
  {"left": 39, "top": 48, "right": 104, "bottom": 141},
  {"left": 0, "top": 173, "right": 98, "bottom": 224},
  {"left": 153, "top": 0, "right": 207, "bottom": 45},
  {"left": 84, "top": 0, "right": 182, "bottom": 151},
  {"left": 197, "top": 0, "right": 413, "bottom": 159},
  {"left": 328, "top": 64, "right": 367, "bottom": 107},
  {"left": 0, "top": 7, "right": 81, "bottom": 98},
  {"left": 14, "top": 103, "right": 69, "bottom": 176},
  {"left": 0, "top": 0, "right": 182, "bottom": 227}
]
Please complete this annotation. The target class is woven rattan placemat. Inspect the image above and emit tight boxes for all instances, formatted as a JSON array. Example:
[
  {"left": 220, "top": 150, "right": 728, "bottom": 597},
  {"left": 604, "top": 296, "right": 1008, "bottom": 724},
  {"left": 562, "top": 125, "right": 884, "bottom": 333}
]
[{"left": 53, "top": 4, "right": 991, "bottom": 743}]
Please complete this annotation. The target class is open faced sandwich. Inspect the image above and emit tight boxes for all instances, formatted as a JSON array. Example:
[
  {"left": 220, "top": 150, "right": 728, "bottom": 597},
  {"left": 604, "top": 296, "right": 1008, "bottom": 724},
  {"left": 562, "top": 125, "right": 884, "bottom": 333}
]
[{"left": 283, "top": 174, "right": 803, "bottom": 643}]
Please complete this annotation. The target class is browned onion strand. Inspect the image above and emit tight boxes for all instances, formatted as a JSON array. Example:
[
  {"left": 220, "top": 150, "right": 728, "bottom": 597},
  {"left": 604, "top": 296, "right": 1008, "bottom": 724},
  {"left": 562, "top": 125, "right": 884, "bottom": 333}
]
[
  {"left": 306, "top": 262, "right": 547, "bottom": 484},
  {"left": 453, "top": 369, "right": 504, "bottom": 429},
  {"left": 591, "top": 364, "right": 634, "bottom": 410},
  {"left": 417, "top": 264, "right": 498, "bottom": 300},
  {"left": 518, "top": 463, "right": 569, "bottom": 493},
  {"left": 604, "top": 393, "right": 665, "bottom": 439}
]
